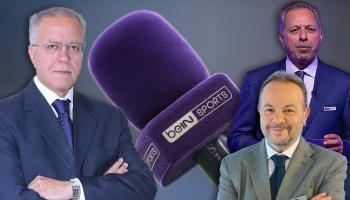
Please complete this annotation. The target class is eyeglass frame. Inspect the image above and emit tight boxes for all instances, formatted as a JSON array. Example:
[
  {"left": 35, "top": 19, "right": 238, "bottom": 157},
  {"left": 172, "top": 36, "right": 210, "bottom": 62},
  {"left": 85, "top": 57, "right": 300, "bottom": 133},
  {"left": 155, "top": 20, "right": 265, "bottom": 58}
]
[{"left": 30, "top": 41, "right": 86, "bottom": 55}]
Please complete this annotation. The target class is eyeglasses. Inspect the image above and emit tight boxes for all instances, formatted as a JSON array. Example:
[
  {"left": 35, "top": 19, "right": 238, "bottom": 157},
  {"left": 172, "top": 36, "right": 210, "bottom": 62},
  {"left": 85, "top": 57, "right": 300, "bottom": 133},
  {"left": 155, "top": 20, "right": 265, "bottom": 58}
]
[{"left": 31, "top": 41, "right": 85, "bottom": 55}]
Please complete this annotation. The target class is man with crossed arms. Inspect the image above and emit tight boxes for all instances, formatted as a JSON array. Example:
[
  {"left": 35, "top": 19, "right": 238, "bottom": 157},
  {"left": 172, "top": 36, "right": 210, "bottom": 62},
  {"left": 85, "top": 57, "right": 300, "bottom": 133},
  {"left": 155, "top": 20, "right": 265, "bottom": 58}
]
[{"left": 0, "top": 7, "right": 156, "bottom": 200}]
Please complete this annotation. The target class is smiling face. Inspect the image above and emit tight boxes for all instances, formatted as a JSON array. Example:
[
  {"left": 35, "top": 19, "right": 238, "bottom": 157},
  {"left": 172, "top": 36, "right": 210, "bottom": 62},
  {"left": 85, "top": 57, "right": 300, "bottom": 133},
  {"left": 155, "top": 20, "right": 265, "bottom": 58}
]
[
  {"left": 258, "top": 81, "right": 310, "bottom": 152},
  {"left": 279, "top": 8, "right": 323, "bottom": 69},
  {"left": 28, "top": 15, "right": 84, "bottom": 97}
]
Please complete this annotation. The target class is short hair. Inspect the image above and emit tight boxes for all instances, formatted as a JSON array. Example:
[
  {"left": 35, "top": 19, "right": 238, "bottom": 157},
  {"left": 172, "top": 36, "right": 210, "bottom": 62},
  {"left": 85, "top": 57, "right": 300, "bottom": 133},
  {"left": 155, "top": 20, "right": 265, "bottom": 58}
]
[
  {"left": 278, "top": 0, "right": 322, "bottom": 35},
  {"left": 29, "top": 7, "right": 86, "bottom": 44},
  {"left": 258, "top": 71, "right": 307, "bottom": 108}
]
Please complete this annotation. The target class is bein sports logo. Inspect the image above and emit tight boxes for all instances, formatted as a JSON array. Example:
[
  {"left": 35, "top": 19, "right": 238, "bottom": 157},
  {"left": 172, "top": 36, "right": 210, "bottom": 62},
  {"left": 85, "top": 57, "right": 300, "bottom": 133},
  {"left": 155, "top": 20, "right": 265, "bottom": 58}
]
[
  {"left": 162, "top": 86, "right": 232, "bottom": 143},
  {"left": 144, "top": 143, "right": 160, "bottom": 170}
]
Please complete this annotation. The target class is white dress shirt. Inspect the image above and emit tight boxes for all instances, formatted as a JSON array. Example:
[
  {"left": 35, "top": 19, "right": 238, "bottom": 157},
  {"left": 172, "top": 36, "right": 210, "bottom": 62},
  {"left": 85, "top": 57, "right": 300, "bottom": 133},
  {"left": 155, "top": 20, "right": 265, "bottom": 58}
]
[
  {"left": 33, "top": 76, "right": 85, "bottom": 200},
  {"left": 286, "top": 57, "right": 318, "bottom": 106},
  {"left": 265, "top": 136, "right": 301, "bottom": 177}
]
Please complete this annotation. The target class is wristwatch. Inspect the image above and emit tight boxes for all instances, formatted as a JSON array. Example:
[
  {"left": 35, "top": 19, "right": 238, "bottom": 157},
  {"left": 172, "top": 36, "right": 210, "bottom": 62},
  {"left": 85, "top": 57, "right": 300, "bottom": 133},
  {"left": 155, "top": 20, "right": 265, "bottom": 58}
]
[{"left": 70, "top": 179, "right": 81, "bottom": 200}]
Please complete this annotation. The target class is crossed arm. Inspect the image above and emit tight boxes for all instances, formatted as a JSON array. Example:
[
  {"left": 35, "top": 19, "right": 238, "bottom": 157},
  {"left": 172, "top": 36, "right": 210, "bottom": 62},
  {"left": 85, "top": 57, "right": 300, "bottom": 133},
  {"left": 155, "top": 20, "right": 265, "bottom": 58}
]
[
  {"left": 0, "top": 113, "right": 156, "bottom": 200},
  {"left": 27, "top": 158, "right": 129, "bottom": 200}
]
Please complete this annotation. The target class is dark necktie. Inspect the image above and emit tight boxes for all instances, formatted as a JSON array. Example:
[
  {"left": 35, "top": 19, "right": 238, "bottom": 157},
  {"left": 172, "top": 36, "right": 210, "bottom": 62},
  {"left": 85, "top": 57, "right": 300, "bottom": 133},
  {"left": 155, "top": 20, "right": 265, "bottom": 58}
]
[
  {"left": 295, "top": 70, "right": 306, "bottom": 81},
  {"left": 270, "top": 155, "right": 288, "bottom": 200},
  {"left": 52, "top": 99, "right": 73, "bottom": 149}
]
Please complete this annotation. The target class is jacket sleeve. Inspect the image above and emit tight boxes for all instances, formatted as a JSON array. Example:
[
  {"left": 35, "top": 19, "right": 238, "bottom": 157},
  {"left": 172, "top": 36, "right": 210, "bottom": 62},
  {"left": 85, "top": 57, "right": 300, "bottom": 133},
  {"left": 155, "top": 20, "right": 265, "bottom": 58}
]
[
  {"left": 227, "top": 73, "right": 261, "bottom": 153},
  {"left": 217, "top": 157, "right": 237, "bottom": 200},
  {"left": 0, "top": 118, "right": 42, "bottom": 200},
  {"left": 341, "top": 87, "right": 350, "bottom": 164},
  {"left": 79, "top": 110, "right": 157, "bottom": 200},
  {"left": 318, "top": 155, "right": 347, "bottom": 199}
]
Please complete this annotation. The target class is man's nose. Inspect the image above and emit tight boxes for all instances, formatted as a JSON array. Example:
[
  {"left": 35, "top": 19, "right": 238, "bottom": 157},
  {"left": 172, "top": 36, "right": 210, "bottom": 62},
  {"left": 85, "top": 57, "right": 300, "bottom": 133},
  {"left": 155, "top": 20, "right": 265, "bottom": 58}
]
[
  {"left": 299, "top": 29, "right": 308, "bottom": 42},
  {"left": 272, "top": 111, "right": 285, "bottom": 124},
  {"left": 57, "top": 45, "right": 71, "bottom": 63}
]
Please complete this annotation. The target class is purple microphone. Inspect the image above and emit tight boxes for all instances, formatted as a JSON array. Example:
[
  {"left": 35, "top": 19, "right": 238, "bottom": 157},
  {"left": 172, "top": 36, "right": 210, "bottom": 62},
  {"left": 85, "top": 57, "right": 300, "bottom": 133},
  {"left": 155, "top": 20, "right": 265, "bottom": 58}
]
[{"left": 89, "top": 10, "right": 239, "bottom": 186}]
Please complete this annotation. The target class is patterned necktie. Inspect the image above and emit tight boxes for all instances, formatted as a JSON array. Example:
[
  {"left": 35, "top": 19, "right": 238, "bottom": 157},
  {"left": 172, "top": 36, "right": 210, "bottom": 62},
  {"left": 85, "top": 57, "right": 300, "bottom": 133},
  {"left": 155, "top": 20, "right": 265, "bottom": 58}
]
[
  {"left": 52, "top": 99, "right": 73, "bottom": 149},
  {"left": 295, "top": 70, "right": 306, "bottom": 81},
  {"left": 270, "top": 155, "right": 288, "bottom": 200}
]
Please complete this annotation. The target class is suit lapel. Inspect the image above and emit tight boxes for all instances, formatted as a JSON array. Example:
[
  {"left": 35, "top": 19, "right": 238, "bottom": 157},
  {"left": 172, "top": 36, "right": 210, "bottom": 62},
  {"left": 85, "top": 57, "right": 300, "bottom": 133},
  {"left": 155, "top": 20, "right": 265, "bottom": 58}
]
[
  {"left": 249, "top": 140, "right": 272, "bottom": 200},
  {"left": 73, "top": 93, "right": 98, "bottom": 175},
  {"left": 24, "top": 81, "right": 74, "bottom": 169},
  {"left": 277, "top": 138, "right": 315, "bottom": 199},
  {"left": 303, "top": 60, "right": 334, "bottom": 135}
]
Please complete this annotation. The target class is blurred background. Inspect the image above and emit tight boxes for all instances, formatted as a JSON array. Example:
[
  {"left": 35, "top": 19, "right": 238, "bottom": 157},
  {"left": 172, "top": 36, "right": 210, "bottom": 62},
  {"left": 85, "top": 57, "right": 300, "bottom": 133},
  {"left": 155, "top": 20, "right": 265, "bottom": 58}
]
[{"left": 1, "top": 1, "right": 349, "bottom": 199}]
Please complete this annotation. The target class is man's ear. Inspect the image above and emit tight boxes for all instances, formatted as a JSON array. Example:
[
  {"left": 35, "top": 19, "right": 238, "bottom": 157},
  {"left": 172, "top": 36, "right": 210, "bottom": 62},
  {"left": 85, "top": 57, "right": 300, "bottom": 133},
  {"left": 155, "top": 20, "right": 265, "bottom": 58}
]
[
  {"left": 279, "top": 34, "right": 285, "bottom": 48},
  {"left": 28, "top": 45, "right": 36, "bottom": 69},
  {"left": 303, "top": 106, "right": 310, "bottom": 125}
]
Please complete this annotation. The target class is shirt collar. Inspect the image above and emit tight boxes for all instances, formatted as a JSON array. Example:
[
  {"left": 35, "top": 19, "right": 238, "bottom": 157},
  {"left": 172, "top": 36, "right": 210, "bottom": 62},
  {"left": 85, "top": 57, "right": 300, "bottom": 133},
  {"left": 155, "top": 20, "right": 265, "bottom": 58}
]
[
  {"left": 265, "top": 136, "right": 301, "bottom": 159},
  {"left": 285, "top": 56, "right": 318, "bottom": 78},
  {"left": 33, "top": 76, "right": 74, "bottom": 106}
]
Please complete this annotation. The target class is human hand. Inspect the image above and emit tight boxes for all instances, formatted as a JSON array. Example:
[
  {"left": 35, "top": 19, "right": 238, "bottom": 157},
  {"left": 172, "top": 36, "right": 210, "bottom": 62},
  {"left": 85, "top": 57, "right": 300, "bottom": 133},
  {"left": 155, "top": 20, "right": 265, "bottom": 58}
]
[
  {"left": 324, "top": 133, "right": 343, "bottom": 153},
  {"left": 104, "top": 157, "right": 128, "bottom": 175},
  {"left": 311, "top": 192, "right": 332, "bottom": 200},
  {"left": 28, "top": 175, "right": 72, "bottom": 200}
]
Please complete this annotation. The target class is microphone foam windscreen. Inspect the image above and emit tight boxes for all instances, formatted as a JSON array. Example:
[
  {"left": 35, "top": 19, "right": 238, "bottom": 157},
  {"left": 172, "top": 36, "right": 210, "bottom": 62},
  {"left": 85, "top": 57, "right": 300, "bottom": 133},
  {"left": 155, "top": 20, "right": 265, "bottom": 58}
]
[
  {"left": 89, "top": 10, "right": 241, "bottom": 186},
  {"left": 136, "top": 73, "right": 240, "bottom": 186},
  {"left": 89, "top": 10, "right": 209, "bottom": 129}
]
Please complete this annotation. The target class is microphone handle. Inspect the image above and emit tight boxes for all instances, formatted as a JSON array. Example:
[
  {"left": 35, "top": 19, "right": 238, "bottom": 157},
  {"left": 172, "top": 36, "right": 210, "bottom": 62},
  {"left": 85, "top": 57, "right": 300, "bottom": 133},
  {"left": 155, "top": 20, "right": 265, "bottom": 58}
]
[{"left": 193, "top": 134, "right": 230, "bottom": 186}]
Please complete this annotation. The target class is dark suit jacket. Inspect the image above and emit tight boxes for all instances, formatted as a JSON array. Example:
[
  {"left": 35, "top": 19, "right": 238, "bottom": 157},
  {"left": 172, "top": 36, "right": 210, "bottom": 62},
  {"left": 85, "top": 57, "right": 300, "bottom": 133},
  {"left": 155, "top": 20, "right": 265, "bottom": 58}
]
[
  {"left": 218, "top": 138, "right": 347, "bottom": 200},
  {"left": 227, "top": 58, "right": 350, "bottom": 163},
  {"left": 0, "top": 80, "right": 156, "bottom": 200}
]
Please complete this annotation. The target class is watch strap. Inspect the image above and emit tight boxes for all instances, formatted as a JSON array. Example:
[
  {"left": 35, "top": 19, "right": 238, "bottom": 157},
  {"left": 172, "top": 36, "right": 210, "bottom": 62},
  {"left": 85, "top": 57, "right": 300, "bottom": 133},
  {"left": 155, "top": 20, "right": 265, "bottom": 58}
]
[{"left": 70, "top": 179, "right": 81, "bottom": 200}]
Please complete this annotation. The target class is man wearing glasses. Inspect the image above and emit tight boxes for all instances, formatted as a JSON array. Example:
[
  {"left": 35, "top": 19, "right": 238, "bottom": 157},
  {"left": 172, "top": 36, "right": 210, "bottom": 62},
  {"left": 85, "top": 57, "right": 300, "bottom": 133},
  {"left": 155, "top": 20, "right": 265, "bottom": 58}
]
[{"left": 0, "top": 7, "right": 156, "bottom": 200}]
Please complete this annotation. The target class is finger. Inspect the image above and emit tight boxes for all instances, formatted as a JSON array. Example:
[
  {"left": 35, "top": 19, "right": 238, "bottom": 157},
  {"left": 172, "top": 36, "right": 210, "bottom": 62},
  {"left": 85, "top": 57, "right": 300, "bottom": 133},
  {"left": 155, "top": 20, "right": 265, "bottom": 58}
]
[
  {"left": 311, "top": 192, "right": 331, "bottom": 200},
  {"left": 28, "top": 181, "right": 40, "bottom": 193},
  {"left": 104, "top": 168, "right": 112, "bottom": 175},
  {"left": 328, "top": 146, "right": 344, "bottom": 153},
  {"left": 28, "top": 175, "right": 42, "bottom": 189},
  {"left": 118, "top": 168, "right": 128, "bottom": 174},
  {"left": 28, "top": 180, "right": 35, "bottom": 189},
  {"left": 115, "top": 163, "right": 127, "bottom": 173},
  {"left": 105, "top": 158, "right": 125, "bottom": 175},
  {"left": 117, "top": 163, "right": 128, "bottom": 173},
  {"left": 120, "top": 162, "right": 128, "bottom": 170},
  {"left": 321, "top": 196, "right": 332, "bottom": 200},
  {"left": 110, "top": 158, "right": 124, "bottom": 171},
  {"left": 324, "top": 133, "right": 338, "bottom": 139},
  {"left": 312, "top": 192, "right": 326, "bottom": 199},
  {"left": 324, "top": 139, "right": 340, "bottom": 146}
]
